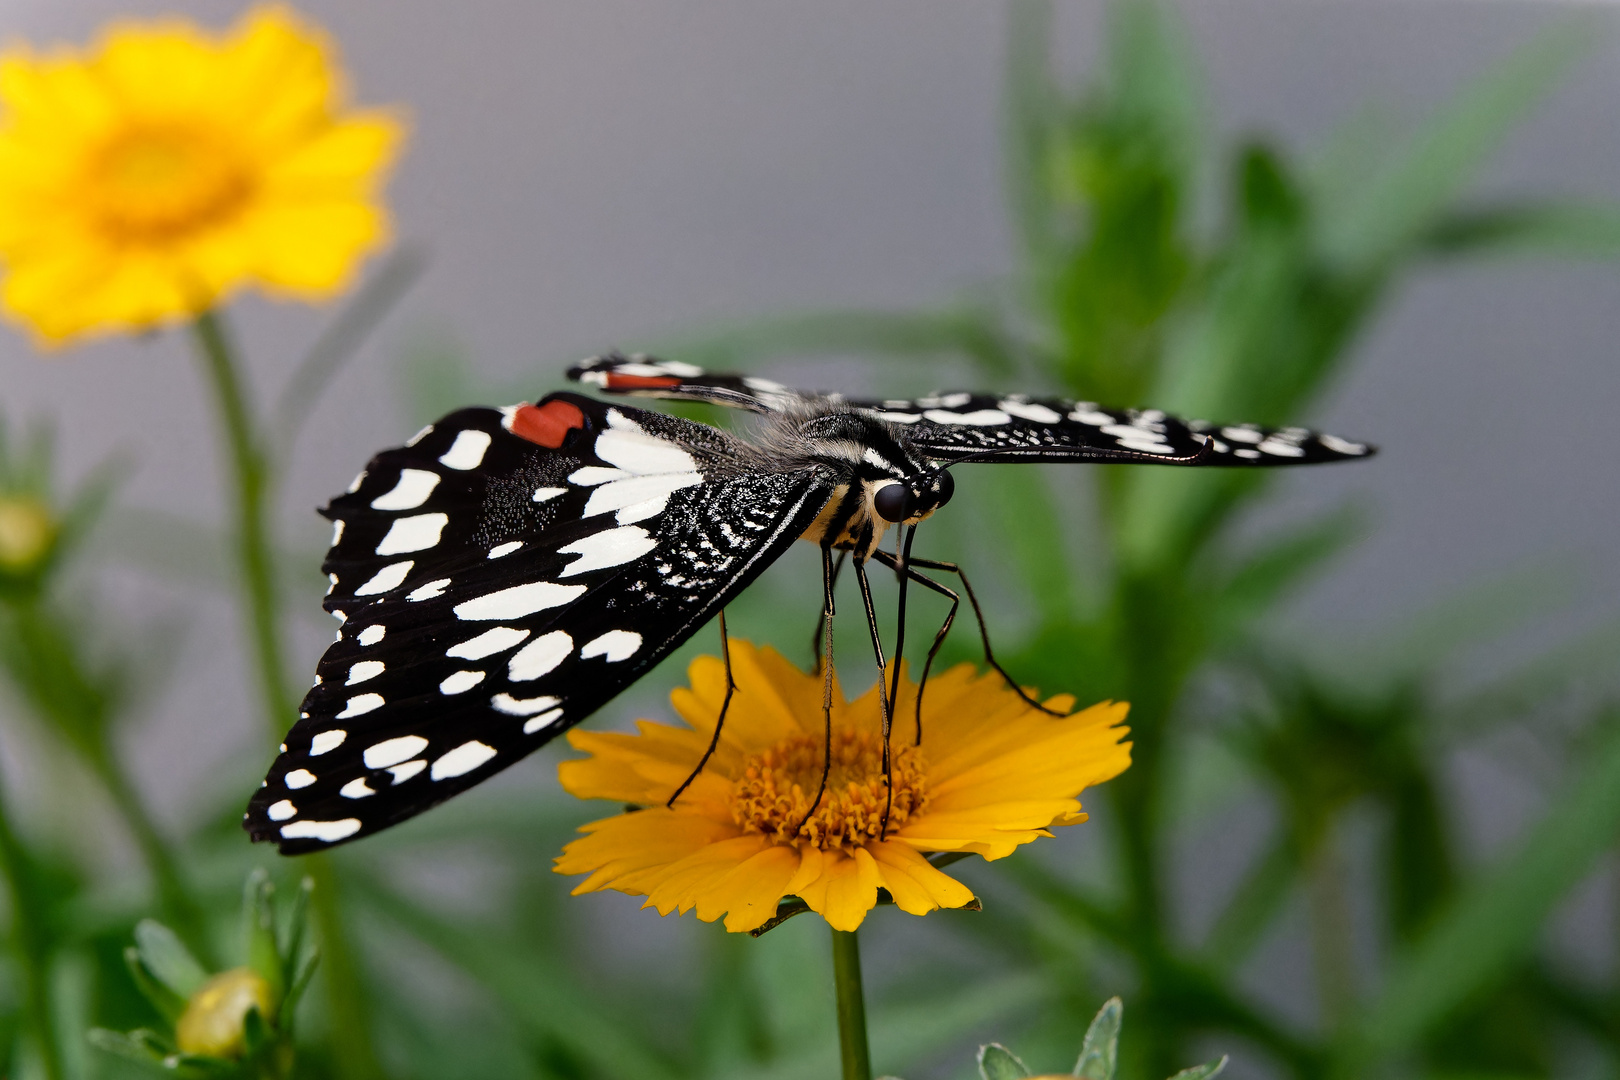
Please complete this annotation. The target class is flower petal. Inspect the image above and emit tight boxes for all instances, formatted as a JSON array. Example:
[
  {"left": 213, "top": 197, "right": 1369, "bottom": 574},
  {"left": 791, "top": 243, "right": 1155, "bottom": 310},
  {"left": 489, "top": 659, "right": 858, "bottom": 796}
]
[
  {"left": 868, "top": 840, "right": 976, "bottom": 916},
  {"left": 797, "top": 847, "right": 882, "bottom": 932}
]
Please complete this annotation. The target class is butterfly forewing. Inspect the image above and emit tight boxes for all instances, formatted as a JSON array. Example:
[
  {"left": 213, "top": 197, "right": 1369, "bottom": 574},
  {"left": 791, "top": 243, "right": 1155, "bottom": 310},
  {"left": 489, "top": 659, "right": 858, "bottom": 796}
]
[{"left": 247, "top": 393, "right": 836, "bottom": 854}]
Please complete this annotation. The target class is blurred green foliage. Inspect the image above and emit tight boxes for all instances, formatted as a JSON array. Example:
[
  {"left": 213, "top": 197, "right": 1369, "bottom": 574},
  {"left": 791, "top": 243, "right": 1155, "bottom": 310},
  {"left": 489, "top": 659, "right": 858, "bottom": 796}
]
[{"left": 0, "top": 2, "right": 1618, "bottom": 1079}]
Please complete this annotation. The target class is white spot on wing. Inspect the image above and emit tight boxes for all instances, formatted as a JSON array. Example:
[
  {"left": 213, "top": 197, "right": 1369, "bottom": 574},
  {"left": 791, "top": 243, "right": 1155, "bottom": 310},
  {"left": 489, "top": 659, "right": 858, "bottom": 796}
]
[
  {"left": 431, "top": 740, "right": 497, "bottom": 780},
  {"left": 523, "top": 707, "right": 565, "bottom": 734},
  {"left": 357, "top": 625, "right": 386, "bottom": 647},
  {"left": 923, "top": 408, "right": 1011, "bottom": 426},
  {"left": 1319, "top": 434, "right": 1367, "bottom": 455},
  {"left": 453, "top": 581, "right": 586, "bottom": 620},
  {"left": 583, "top": 473, "right": 703, "bottom": 521},
  {"left": 447, "top": 626, "right": 530, "bottom": 660},
  {"left": 1221, "top": 426, "right": 1263, "bottom": 444},
  {"left": 508, "top": 631, "right": 572, "bottom": 681},
  {"left": 557, "top": 526, "right": 658, "bottom": 577},
  {"left": 568, "top": 466, "right": 626, "bottom": 486},
  {"left": 388, "top": 760, "right": 426, "bottom": 783},
  {"left": 310, "top": 730, "right": 346, "bottom": 755},
  {"left": 581, "top": 630, "right": 642, "bottom": 662},
  {"left": 375, "top": 513, "right": 449, "bottom": 555},
  {"left": 487, "top": 541, "right": 523, "bottom": 559},
  {"left": 364, "top": 735, "right": 427, "bottom": 769},
  {"left": 405, "top": 424, "right": 434, "bottom": 446},
  {"left": 280, "top": 819, "right": 360, "bottom": 843},
  {"left": 285, "top": 769, "right": 316, "bottom": 789},
  {"left": 370, "top": 469, "right": 440, "bottom": 510},
  {"left": 346, "top": 660, "right": 384, "bottom": 685},
  {"left": 439, "top": 669, "right": 486, "bottom": 695},
  {"left": 1001, "top": 400, "right": 1063, "bottom": 424},
  {"left": 439, "top": 430, "right": 492, "bottom": 470},
  {"left": 340, "top": 778, "right": 374, "bottom": 799},
  {"left": 268, "top": 800, "right": 296, "bottom": 821},
  {"left": 354, "top": 561, "right": 413, "bottom": 596},
  {"left": 408, "top": 578, "right": 451, "bottom": 602},
  {"left": 491, "top": 693, "right": 561, "bottom": 716},
  {"left": 330, "top": 520, "right": 345, "bottom": 546},
  {"left": 336, "top": 694, "right": 385, "bottom": 718},
  {"left": 533, "top": 487, "right": 566, "bottom": 502},
  {"left": 594, "top": 428, "right": 698, "bottom": 475},
  {"left": 347, "top": 471, "right": 367, "bottom": 493}
]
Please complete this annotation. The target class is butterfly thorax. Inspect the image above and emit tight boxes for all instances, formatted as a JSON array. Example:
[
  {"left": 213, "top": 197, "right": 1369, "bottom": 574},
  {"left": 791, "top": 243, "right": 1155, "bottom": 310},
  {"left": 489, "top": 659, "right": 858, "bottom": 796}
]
[{"left": 743, "top": 401, "right": 950, "bottom": 557}]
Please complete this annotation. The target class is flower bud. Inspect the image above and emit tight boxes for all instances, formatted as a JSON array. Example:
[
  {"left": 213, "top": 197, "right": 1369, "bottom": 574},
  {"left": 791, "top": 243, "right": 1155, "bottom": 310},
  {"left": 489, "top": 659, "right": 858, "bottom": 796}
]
[
  {"left": 175, "top": 967, "right": 275, "bottom": 1059},
  {"left": 0, "top": 496, "right": 52, "bottom": 574}
]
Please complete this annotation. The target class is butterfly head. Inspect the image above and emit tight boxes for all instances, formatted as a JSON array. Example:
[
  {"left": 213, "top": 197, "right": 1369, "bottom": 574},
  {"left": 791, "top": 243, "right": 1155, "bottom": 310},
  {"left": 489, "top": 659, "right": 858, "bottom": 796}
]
[{"left": 870, "top": 468, "right": 954, "bottom": 525}]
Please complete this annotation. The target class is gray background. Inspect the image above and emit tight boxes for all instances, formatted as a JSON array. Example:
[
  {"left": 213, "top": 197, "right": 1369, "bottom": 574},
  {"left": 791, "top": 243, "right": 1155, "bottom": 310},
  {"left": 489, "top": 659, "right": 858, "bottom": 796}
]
[{"left": 0, "top": 0, "right": 1616, "bottom": 1056}]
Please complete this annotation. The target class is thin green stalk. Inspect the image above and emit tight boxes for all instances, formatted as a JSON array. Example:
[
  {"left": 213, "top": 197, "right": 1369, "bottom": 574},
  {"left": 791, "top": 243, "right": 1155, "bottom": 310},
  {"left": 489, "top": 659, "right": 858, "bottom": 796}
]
[
  {"left": 188, "top": 309, "right": 385, "bottom": 1080},
  {"left": 0, "top": 759, "right": 64, "bottom": 1080},
  {"left": 831, "top": 927, "right": 872, "bottom": 1080},
  {"left": 93, "top": 750, "right": 217, "bottom": 967},
  {"left": 1306, "top": 829, "right": 1355, "bottom": 1029},
  {"left": 190, "top": 310, "right": 297, "bottom": 741}
]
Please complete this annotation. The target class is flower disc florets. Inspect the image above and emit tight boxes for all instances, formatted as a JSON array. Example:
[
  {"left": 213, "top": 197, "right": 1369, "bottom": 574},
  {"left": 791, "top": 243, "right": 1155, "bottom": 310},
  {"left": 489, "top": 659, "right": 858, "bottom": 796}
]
[{"left": 732, "top": 731, "right": 928, "bottom": 850}]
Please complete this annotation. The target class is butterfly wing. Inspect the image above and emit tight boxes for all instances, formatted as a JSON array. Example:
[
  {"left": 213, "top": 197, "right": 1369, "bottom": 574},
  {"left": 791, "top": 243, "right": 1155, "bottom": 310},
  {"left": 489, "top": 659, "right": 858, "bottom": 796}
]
[
  {"left": 851, "top": 393, "right": 1373, "bottom": 466},
  {"left": 246, "top": 393, "right": 836, "bottom": 854},
  {"left": 568, "top": 353, "right": 808, "bottom": 413},
  {"left": 572, "top": 357, "right": 1373, "bottom": 465}
]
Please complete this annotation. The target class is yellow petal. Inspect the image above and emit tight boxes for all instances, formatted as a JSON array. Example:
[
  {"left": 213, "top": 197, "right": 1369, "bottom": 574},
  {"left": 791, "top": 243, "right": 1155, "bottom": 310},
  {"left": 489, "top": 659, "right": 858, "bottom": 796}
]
[
  {"left": 868, "top": 840, "right": 976, "bottom": 916},
  {"left": 797, "top": 848, "right": 882, "bottom": 932}
]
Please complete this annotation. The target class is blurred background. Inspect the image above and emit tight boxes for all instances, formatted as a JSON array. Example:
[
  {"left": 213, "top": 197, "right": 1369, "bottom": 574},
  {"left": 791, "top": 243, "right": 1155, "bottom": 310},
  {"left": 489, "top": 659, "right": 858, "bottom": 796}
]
[{"left": 0, "top": 1, "right": 1618, "bottom": 1078}]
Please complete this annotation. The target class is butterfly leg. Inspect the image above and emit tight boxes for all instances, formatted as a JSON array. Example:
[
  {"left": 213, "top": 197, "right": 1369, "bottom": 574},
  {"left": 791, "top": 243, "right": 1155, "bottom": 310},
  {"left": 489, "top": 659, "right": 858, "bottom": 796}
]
[
  {"left": 851, "top": 551, "right": 897, "bottom": 838},
  {"left": 868, "top": 548, "right": 959, "bottom": 745},
  {"left": 666, "top": 609, "right": 737, "bottom": 807},
  {"left": 797, "top": 542, "right": 840, "bottom": 833},
  {"left": 811, "top": 549, "right": 848, "bottom": 670},
  {"left": 895, "top": 554, "right": 1064, "bottom": 718}
]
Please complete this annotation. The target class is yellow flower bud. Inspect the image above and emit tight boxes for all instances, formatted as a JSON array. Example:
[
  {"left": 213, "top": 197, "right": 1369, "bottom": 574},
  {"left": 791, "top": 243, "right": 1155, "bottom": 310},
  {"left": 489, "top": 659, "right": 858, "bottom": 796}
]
[
  {"left": 0, "top": 497, "right": 52, "bottom": 573},
  {"left": 175, "top": 968, "right": 275, "bottom": 1059}
]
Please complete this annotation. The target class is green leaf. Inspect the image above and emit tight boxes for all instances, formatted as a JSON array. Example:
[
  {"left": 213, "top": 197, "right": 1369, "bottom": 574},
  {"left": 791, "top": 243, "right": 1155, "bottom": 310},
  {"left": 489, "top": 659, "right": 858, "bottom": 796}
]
[
  {"left": 1323, "top": 19, "right": 1591, "bottom": 273},
  {"left": 1340, "top": 709, "right": 1620, "bottom": 1069},
  {"left": 1074, "top": 997, "right": 1122, "bottom": 1079},
  {"left": 133, "top": 920, "right": 208, "bottom": 999},
  {"left": 87, "top": 1027, "right": 169, "bottom": 1065},
  {"left": 242, "top": 870, "right": 281, "bottom": 1000},
  {"left": 979, "top": 1043, "right": 1033, "bottom": 1080},
  {"left": 124, "top": 945, "right": 188, "bottom": 1024},
  {"left": 1167, "top": 1056, "right": 1228, "bottom": 1080},
  {"left": 1420, "top": 201, "right": 1620, "bottom": 259}
]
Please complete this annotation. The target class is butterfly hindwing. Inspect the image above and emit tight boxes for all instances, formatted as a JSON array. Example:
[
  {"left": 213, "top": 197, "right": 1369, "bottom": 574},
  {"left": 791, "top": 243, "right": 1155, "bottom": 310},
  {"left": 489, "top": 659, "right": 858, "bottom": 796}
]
[
  {"left": 246, "top": 393, "right": 837, "bottom": 854},
  {"left": 568, "top": 353, "right": 808, "bottom": 413}
]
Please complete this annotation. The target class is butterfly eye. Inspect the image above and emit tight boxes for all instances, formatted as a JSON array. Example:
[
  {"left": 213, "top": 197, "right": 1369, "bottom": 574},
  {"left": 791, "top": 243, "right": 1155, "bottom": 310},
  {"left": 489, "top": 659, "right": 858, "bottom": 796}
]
[
  {"left": 872, "top": 482, "right": 914, "bottom": 523},
  {"left": 932, "top": 470, "right": 955, "bottom": 508}
]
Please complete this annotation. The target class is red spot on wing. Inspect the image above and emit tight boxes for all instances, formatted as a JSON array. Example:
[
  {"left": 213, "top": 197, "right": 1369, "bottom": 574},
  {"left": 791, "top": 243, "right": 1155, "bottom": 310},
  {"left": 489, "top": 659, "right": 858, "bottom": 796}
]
[
  {"left": 511, "top": 400, "right": 585, "bottom": 448},
  {"left": 606, "top": 373, "right": 682, "bottom": 390}
]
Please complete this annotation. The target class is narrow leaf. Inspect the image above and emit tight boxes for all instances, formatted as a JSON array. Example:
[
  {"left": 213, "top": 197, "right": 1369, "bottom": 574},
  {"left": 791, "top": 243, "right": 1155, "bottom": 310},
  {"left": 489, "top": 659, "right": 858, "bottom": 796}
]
[
  {"left": 134, "top": 920, "right": 208, "bottom": 999},
  {"left": 1167, "top": 1056, "right": 1228, "bottom": 1080},
  {"left": 1074, "top": 997, "right": 1122, "bottom": 1079},
  {"left": 980, "top": 1043, "right": 1033, "bottom": 1080}
]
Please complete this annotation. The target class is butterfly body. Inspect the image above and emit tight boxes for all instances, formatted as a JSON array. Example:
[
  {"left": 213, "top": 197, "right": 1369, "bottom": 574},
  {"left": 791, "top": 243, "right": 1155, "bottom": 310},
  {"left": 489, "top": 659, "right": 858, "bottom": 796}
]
[{"left": 246, "top": 354, "right": 1373, "bottom": 853}]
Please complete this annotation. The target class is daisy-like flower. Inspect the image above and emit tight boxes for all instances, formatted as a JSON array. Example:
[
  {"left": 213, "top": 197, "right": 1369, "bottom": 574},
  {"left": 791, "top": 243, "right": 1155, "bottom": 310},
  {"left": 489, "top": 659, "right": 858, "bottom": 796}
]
[
  {"left": 555, "top": 641, "right": 1131, "bottom": 933},
  {"left": 0, "top": 5, "right": 403, "bottom": 344}
]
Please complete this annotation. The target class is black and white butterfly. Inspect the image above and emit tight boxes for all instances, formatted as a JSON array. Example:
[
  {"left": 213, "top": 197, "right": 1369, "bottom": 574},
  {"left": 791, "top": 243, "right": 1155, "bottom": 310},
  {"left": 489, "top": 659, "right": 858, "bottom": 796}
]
[{"left": 246, "top": 353, "right": 1374, "bottom": 853}]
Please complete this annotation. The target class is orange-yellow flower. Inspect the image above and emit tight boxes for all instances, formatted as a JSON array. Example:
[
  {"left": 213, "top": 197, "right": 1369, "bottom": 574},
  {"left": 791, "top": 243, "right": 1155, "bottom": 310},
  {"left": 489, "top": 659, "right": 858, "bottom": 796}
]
[
  {"left": 0, "top": 5, "right": 403, "bottom": 344},
  {"left": 555, "top": 641, "right": 1131, "bottom": 933}
]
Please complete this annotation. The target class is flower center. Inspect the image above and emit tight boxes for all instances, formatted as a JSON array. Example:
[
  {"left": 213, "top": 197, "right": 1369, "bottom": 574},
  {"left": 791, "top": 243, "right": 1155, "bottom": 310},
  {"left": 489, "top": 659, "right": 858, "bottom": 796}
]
[
  {"left": 731, "top": 729, "right": 928, "bottom": 850},
  {"left": 88, "top": 125, "right": 252, "bottom": 242}
]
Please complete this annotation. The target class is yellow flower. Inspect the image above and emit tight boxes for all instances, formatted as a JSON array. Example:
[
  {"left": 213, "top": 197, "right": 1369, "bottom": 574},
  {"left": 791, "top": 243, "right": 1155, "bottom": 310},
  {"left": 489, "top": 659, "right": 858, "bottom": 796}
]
[
  {"left": 0, "top": 495, "right": 53, "bottom": 574},
  {"left": 175, "top": 967, "right": 275, "bottom": 1059},
  {"left": 555, "top": 641, "right": 1131, "bottom": 933},
  {"left": 0, "top": 5, "right": 403, "bottom": 344}
]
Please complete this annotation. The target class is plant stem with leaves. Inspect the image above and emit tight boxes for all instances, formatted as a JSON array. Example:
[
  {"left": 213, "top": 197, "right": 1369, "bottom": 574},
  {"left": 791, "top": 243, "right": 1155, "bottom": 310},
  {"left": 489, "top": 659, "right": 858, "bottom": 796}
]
[
  {"left": 0, "top": 759, "right": 63, "bottom": 1080},
  {"left": 189, "top": 309, "right": 386, "bottom": 1080}
]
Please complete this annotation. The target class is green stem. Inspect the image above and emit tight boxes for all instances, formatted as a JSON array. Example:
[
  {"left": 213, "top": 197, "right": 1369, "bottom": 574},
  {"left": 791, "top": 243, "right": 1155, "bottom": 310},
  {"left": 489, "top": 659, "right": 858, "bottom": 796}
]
[
  {"left": 830, "top": 927, "right": 872, "bottom": 1080},
  {"left": 0, "top": 758, "right": 64, "bottom": 1080},
  {"left": 190, "top": 310, "right": 297, "bottom": 741},
  {"left": 189, "top": 310, "right": 385, "bottom": 1079},
  {"left": 93, "top": 751, "right": 218, "bottom": 967}
]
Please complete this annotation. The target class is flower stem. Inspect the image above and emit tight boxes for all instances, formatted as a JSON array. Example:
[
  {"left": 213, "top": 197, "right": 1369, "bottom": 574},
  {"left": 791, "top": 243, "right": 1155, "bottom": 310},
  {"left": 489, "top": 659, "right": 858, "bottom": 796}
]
[
  {"left": 189, "top": 310, "right": 297, "bottom": 742},
  {"left": 0, "top": 759, "right": 64, "bottom": 1080},
  {"left": 189, "top": 309, "right": 385, "bottom": 1080},
  {"left": 830, "top": 927, "right": 872, "bottom": 1080}
]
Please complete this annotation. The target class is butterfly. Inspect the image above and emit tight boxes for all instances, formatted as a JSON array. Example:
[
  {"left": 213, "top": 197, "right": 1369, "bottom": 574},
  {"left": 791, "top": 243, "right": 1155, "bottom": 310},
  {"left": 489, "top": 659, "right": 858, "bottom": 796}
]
[{"left": 245, "top": 353, "right": 1374, "bottom": 853}]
